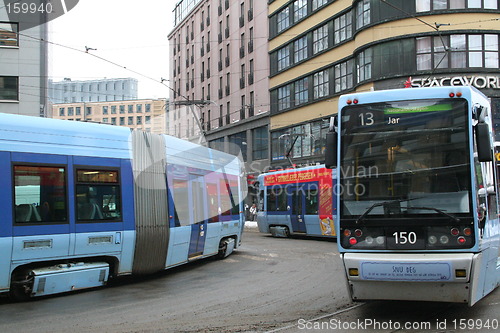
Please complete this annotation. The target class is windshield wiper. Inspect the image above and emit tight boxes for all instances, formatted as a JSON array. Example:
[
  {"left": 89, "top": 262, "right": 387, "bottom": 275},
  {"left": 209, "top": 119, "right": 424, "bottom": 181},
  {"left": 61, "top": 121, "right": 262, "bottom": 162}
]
[
  {"left": 356, "top": 198, "right": 413, "bottom": 225},
  {"left": 355, "top": 199, "right": 460, "bottom": 225},
  {"left": 404, "top": 206, "right": 460, "bottom": 223}
]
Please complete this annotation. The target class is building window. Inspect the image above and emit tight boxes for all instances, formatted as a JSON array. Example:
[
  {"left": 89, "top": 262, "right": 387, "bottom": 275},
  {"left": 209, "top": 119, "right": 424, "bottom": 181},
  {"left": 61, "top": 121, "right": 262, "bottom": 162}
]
[
  {"left": 145, "top": 116, "right": 151, "bottom": 124},
  {"left": 68, "top": 107, "right": 74, "bottom": 116},
  {"left": 253, "top": 126, "right": 269, "bottom": 160},
  {"left": 59, "top": 108, "right": 65, "bottom": 116},
  {"left": 0, "top": 22, "right": 18, "bottom": 47},
  {"left": 312, "top": 0, "right": 328, "bottom": 11},
  {"left": 277, "top": 46, "right": 291, "bottom": 71},
  {"left": 357, "top": 48, "right": 372, "bottom": 82},
  {"left": 294, "top": 36, "right": 308, "bottom": 63},
  {"left": 229, "top": 131, "right": 247, "bottom": 161},
  {"left": 137, "top": 116, "right": 142, "bottom": 125},
  {"left": 334, "top": 11, "right": 353, "bottom": 44},
  {"left": 416, "top": 0, "right": 498, "bottom": 11},
  {"left": 136, "top": 104, "right": 142, "bottom": 112},
  {"left": 128, "top": 105, "right": 134, "bottom": 113},
  {"left": 416, "top": 34, "right": 499, "bottom": 70},
  {"left": 294, "top": 77, "right": 309, "bottom": 106},
  {"left": 0, "top": 76, "right": 18, "bottom": 100},
  {"left": 120, "top": 117, "right": 125, "bottom": 125},
  {"left": 313, "top": 24, "right": 329, "bottom": 54},
  {"left": 119, "top": 105, "right": 125, "bottom": 113},
  {"left": 334, "top": 59, "right": 354, "bottom": 92},
  {"left": 277, "top": 7, "right": 290, "bottom": 33},
  {"left": 76, "top": 107, "right": 81, "bottom": 115},
  {"left": 111, "top": 105, "right": 117, "bottom": 114},
  {"left": 102, "top": 106, "right": 108, "bottom": 114},
  {"left": 356, "top": 0, "right": 371, "bottom": 30},
  {"left": 278, "top": 85, "right": 292, "bottom": 111},
  {"left": 128, "top": 116, "right": 134, "bottom": 125},
  {"left": 294, "top": 0, "right": 308, "bottom": 22},
  {"left": 145, "top": 104, "right": 151, "bottom": 112},
  {"left": 313, "top": 69, "right": 329, "bottom": 99}
]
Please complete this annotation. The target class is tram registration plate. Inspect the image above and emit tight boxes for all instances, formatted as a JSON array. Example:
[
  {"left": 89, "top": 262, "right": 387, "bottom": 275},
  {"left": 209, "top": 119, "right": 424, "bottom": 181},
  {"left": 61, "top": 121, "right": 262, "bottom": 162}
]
[{"left": 360, "top": 262, "right": 452, "bottom": 281}]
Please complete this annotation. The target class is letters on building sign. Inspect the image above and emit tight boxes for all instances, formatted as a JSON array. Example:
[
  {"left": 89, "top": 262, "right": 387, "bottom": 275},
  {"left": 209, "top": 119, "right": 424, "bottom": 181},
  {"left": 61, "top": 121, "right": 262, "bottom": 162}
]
[{"left": 407, "top": 76, "right": 500, "bottom": 90}]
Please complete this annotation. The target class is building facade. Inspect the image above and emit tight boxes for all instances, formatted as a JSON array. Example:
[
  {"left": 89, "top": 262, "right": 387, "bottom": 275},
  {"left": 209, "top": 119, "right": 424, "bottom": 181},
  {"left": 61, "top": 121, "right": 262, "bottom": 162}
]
[
  {"left": 0, "top": 2, "right": 48, "bottom": 117},
  {"left": 52, "top": 98, "right": 168, "bottom": 134},
  {"left": 167, "top": 0, "right": 271, "bottom": 183},
  {"left": 269, "top": 0, "right": 500, "bottom": 168},
  {"left": 49, "top": 77, "right": 139, "bottom": 104}
]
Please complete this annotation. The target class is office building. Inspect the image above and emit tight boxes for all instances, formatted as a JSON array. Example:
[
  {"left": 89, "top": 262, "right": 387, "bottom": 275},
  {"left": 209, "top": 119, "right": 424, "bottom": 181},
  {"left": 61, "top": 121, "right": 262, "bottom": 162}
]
[{"left": 269, "top": 0, "right": 499, "bottom": 168}]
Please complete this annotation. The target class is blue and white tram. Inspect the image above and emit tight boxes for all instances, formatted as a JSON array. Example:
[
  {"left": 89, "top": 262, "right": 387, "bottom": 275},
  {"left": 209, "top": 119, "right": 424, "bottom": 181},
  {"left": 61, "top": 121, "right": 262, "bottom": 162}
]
[
  {"left": 0, "top": 113, "right": 245, "bottom": 299},
  {"left": 325, "top": 86, "right": 500, "bottom": 306}
]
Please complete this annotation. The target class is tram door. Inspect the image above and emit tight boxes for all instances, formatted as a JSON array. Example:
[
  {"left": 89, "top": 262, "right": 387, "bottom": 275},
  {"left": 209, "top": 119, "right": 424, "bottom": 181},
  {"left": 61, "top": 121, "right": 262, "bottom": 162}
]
[
  {"left": 189, "top": 177, "right": 207, "bottom": 258},
  {"left": 289, "top": 185, "right": 306, "bottom": 233}
]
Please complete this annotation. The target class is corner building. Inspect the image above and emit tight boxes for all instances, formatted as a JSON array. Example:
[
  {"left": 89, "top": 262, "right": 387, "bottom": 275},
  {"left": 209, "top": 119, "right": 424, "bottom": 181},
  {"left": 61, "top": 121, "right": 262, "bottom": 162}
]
[
  {"left": 269, "top": 0, "right": 500, "bottom": 168},
  {"left": 167, "top": 0, "right": 271, "bottom": 189}
]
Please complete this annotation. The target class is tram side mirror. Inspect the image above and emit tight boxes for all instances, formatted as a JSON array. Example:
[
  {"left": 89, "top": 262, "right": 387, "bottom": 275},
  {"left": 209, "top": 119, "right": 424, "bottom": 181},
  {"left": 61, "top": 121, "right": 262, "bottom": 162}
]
[
  {"left": 473, "top": 105, "right": 486, "bottom": 123},
  {"left": 325, "top": 116, "right": 338, "bottom": 169},
  {"left": 325, "top": 131, "right": 337, "bottom": 169},
  {"left": 476, "top": 123, "right": 493, "bottom": 162}
]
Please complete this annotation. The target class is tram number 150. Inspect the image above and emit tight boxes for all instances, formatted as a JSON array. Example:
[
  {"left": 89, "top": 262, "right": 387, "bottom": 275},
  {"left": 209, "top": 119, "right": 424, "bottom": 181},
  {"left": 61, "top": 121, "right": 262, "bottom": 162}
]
[{"left": 392, "top": 231, "right": 417, "bottom": 245}]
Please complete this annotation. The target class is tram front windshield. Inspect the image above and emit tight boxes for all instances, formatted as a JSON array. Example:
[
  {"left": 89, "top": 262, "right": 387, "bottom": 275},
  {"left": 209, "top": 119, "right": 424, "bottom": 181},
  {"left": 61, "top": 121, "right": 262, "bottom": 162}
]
[{"left": 340, "top": 98, "right": 471, "bottom": 221}]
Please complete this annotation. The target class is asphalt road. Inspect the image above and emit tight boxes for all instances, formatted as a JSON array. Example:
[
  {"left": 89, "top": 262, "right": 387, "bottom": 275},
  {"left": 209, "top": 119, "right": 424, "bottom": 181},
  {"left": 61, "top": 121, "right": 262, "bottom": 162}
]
[{"left": 0, "top": 227, "right": 498, "bottom": 333}]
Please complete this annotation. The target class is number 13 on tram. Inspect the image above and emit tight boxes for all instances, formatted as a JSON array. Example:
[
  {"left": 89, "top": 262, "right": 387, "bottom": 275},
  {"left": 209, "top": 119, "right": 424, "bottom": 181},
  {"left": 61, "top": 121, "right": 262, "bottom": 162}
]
[{"left": 325, "top": 86, "right": 500, "bottom": 306}]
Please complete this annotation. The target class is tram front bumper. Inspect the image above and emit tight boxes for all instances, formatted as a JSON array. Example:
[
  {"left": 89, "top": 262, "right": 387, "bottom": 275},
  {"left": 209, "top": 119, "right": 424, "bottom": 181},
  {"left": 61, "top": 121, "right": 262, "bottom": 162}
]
[{"left": 342, "top": 252, "right": 479, "bottom": 304}]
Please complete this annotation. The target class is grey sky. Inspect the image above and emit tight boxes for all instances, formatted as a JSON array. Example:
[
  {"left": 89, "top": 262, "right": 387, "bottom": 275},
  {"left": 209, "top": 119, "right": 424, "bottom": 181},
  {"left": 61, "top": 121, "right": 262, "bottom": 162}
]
[{"left": 49, "top": 0, "right": 174, "bottom": 99}]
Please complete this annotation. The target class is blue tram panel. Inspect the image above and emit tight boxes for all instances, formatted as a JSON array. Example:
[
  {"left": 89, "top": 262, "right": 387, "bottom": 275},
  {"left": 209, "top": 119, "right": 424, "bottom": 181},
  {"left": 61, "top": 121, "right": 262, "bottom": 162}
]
[
  {"left": 256, "top": 165, "right": 337, "bottom": 238},
  {"left": 0, "top": 113, "right": 245, "bottom": 299},
  {"left": 326, "top": 86, "right": 500, "bottom": 306}
]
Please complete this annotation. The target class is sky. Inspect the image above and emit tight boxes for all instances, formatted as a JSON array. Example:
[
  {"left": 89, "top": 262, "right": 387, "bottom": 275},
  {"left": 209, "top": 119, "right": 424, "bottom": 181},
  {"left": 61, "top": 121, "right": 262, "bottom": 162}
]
[{"left": 49, "top": 0, "right": 175, "bottom": 99}]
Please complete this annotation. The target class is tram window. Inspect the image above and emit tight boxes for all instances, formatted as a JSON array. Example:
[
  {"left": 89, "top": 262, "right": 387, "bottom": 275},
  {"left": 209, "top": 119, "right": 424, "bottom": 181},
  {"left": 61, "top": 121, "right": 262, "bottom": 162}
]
[
  {"left": 277, "top": 189, "right": 287, "bottom": 211},
  {"left": 76, "top": 169, "right": 121, "bottom": 222},
  {"left": 230, "top": 180, "right": 239, "bottom": 215},
  {"left": 220, "top": 179, "right": 232, "bottom": 216},
  {"left": 207, "top": 183, "right": 219, "bottom": 222},
  {"left": 13, "top": 165, "right": 67, "bottom": 223},
  {"left": 173, "top": 179, "right": 190, "bottom": 226},
  {"left": 267, "top": 188, "right": 278, "bottom": 211},
  {"left": 305, "top": 188, "right": 319, "bottom": 214}
]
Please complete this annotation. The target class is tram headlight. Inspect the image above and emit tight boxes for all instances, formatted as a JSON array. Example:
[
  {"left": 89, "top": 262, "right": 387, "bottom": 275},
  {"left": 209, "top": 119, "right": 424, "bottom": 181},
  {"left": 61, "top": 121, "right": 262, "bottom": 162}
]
[
  {"left": 365, "top": 236, "right": 374, "bottom": 245},
  {"left": 439, "top": 235, "right": 449, "bottom": 244},
  {"left": 428, "top": 235, "right": 437, "bottom": 245}
]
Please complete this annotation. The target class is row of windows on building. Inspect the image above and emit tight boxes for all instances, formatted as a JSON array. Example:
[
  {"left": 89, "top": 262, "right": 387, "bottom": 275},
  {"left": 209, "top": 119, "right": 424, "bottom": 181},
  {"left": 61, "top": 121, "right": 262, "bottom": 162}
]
[
  {"left": 272, "top": 33, "right": 499, "bottom": 113},
  {"left": 58, "top": 82, "right": 130, "bottom": 93},
  {"left": 270, "top": 119, "right": 330, "bottom": 162},
  {"left": 59, "top": 116, "right": 153, "bottom": 127},
  {"left": 173, "top": 0, "right": 254, "bottom": 51},
  {"left": 58, "top": 104, "right": 152, "bottom": 116},
  {"left": 270, "top": 0, "right": 498, "bottom": 40}
]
